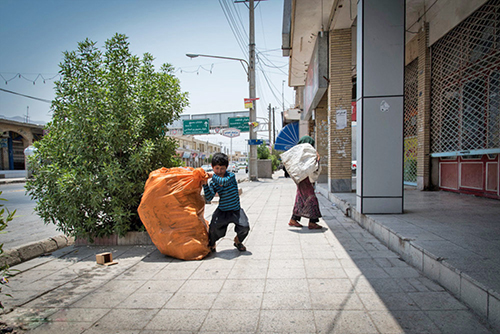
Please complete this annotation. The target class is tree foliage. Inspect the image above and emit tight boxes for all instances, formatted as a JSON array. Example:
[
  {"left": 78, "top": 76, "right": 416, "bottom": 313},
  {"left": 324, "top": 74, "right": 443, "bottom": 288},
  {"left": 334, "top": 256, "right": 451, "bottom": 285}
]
[
  {"left": 0, "top": 192, "right": 16, "bottom": 309},
  {"left": 25, "top": 34, "right": 188, "bottom": 240}
]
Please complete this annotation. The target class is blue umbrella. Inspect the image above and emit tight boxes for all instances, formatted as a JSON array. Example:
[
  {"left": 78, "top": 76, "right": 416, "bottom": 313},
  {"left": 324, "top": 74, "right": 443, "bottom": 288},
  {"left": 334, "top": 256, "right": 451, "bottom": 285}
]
[{"left": 274, "top": 122, "right": 300, "bottom": 151}]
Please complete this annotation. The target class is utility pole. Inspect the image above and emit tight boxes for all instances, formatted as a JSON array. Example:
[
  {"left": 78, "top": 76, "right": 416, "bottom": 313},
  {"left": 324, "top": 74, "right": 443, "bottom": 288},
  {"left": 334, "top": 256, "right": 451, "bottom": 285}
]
[
  {"left": 268, "top": 103, "right": 272, "bottom": 145},
  {"left": 272, "top": 107, "right": 276, "bottom": 144},
  {"left": 248, "top": 0, "right": 258, "bottom": 181}
]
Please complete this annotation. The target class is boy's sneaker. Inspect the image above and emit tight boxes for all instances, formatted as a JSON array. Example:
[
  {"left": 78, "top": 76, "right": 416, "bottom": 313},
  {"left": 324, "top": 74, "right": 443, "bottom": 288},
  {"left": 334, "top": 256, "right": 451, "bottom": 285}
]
[{"left": 233, "top": 236, "right": 247, "bottom": 252}]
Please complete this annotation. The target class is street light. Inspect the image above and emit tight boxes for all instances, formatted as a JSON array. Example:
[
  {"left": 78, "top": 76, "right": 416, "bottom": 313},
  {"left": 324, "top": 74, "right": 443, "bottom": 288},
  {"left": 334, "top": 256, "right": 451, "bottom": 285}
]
[
  {"left": 186, "top": 52, "right": 258, "bottom": 181},
  {"left": 186, "top": 54, "right": 249, "bottom": 78}
]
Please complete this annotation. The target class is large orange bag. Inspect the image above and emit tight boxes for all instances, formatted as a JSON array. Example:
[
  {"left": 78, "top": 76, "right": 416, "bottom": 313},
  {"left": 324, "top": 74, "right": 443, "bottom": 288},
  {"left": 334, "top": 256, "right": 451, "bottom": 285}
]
[{"left": 138, "top": 167, "right": 210, "bottom": 260}]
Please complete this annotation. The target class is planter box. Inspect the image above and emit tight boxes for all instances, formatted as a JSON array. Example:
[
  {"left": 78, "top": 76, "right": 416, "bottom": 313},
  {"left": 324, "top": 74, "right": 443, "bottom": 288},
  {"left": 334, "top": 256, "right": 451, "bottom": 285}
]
[
  {"left": 258, "top": 159, "right": 272, "bottom": 178},
  {"left": 75, "top": 231, "right": 153, "bottom": 246}
]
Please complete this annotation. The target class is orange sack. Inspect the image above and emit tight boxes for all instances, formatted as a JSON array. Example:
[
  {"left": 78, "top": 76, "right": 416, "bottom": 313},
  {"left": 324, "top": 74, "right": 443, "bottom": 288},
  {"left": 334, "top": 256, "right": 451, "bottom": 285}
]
[{"left": 138, "top": 167, "right": 210, "bottom": 260}]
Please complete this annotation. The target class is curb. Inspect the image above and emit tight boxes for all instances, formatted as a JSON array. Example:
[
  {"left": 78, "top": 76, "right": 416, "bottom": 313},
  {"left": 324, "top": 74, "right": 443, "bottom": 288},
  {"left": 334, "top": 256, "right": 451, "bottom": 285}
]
[{"left": 0, "top": 235, "right": 74, "bottom": 268}]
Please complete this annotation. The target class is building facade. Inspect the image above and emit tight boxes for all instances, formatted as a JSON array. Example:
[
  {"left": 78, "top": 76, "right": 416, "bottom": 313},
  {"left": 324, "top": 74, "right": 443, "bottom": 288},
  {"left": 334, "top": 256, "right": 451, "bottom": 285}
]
[
  {"left": 282, "top": 0, "right": 499, "bottom": 202},
  {"left": 0, "top": 119, "right": 44, "bottom": 170},
  {"left": 173, "top": 135, "right": 221, "bottom": 167}
]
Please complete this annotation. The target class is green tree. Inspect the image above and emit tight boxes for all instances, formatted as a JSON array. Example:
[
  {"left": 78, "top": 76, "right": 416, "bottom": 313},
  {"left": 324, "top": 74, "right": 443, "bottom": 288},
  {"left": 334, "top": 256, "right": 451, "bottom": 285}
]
[
  {"left": 25, "top": 34, "right": 188, "bottom": 241},
  {"left": 0, "top": 192, "right": 16, "bottom": 309},
  {"left": 257, "top": 143, "right": 270, "bottom": 159}
]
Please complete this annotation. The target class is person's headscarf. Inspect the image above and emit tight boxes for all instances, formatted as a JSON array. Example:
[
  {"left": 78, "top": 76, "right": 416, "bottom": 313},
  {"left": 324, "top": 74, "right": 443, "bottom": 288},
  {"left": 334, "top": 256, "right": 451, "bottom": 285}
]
[{"left": 297, "top": 135, "right": 315, "bottom": 148}]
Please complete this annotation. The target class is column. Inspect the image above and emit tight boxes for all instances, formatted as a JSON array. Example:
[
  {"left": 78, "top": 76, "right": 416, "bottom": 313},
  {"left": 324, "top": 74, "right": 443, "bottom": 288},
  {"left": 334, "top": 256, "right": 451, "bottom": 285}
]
[
  {"left": 417, "top": 23, "right": 431, "bottom": 190},
  {"left": 315, "top": 96, "right": 328, "bottom": 183},
  {"left": 328, "top": 28, "right": 352, "bottom": 193},
  {"left": 356, "top": 0, "right": 405, "bottom": 214}
]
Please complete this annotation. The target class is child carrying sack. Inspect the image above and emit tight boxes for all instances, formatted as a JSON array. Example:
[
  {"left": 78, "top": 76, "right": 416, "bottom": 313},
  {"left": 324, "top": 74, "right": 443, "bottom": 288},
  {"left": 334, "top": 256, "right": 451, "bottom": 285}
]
[
  {"left": 281, "top": 143, "right": 320, "bottom": 184},
  {"left": 138, "top": 167, "right": 210, "bottom": 260}
]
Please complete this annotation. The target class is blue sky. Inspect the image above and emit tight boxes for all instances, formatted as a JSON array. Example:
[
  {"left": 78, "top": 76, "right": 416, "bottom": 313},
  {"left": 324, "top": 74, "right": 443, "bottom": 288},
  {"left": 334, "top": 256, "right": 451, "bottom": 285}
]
[{"left": 0, "top": 0, "right": 293, "bottom": 152}]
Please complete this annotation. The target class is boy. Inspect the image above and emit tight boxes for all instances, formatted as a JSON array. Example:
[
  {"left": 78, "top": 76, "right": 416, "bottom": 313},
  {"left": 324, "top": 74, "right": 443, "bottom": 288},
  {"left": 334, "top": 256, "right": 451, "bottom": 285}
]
[{"left": 203, "top": 152, "right": 249, "bottom": 252}]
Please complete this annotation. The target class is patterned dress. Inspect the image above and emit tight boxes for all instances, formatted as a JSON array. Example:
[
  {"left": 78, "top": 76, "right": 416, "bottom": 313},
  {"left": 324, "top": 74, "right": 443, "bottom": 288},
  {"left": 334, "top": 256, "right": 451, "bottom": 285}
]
[{"left": 292, "top": 177, "right": 322, "bottom": 219}]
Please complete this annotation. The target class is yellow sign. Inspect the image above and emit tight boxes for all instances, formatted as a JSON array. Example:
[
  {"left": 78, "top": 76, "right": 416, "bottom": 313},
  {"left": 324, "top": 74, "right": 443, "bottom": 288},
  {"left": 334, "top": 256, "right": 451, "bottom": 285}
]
[{"left": 244, "top": 98, "right": 259, "bottom": 109}]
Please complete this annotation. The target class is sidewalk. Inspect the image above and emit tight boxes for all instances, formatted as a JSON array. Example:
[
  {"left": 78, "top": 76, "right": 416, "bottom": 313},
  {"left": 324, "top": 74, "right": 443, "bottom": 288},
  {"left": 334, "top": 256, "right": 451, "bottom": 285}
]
[
  {"left": 0, "top": 173, "right": 495, "bottom": 333},
  {"left": 317, "top": 180, "right": 500, "bottom": 330}
]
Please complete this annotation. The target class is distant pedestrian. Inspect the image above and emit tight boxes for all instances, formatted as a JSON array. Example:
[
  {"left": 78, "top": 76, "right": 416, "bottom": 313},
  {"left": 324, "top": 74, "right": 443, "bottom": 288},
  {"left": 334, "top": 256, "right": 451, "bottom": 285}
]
[
  {"left": 203, "top": 152, "right": 250, "bottom": 252},
  {"left": 287, "top": 136, "right": 323, "bottom": 229}
]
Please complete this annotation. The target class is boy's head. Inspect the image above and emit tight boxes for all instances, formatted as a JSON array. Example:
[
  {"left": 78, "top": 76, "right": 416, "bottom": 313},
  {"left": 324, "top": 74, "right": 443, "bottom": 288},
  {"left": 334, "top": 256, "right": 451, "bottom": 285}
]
[{"left": 211, "top": 152, "right": 229, "bottom": 177}]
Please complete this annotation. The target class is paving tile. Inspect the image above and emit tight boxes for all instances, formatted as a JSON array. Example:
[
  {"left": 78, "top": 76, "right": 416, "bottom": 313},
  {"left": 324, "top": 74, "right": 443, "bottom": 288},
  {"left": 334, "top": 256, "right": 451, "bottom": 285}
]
[
  {"left": 48, "top": 307, "right": 109, "bottom": 323},
  {"left": 28, "top": 321, "right": 92, "bottom": 334},
  {"left": 426, "top": 310, "right": 493, "bottom": 334},
  {"left": 265, "top": 278, "right": 309, "bottom": 293},
  {"left": 135, "top": 279, "right": 185, "bottom": 293},
  {"left": 385, "top": 310, "right": 442, "bottom": 333},
  {"left": 145, "top": 309, "right": 208, "bottom": 332},
  {"left": 211, "top": 292, "right": 263, "bottom": 309},
  {"left": 117, "top": 292, "right": 173, "bottom": 309},
  {"left": 176, "top": 279, "right": 225, "bottom": 294},
  {"left": 408, "top": 291, "right": 468, "bottom": 311},
  {"left": 262, "top": 291, "right": 311, "bottom": 309},
  {"left": 92, "top": 309, "right": 157, "bottom": 330},
  {"left": 368, "top": 311, "right": 406, "bottom": 333},
  {"left": 199, "top": 309, "right": 259, "bottom": 332},
  {"left": 308, "top": 278, "right": 354, "bottom": 293},
  {"left": 220, "top": 278, "right": 266, "bottom": 293},
  {"left": 313, "top": 310, "right": 378, "bottom": 334},
  {"left": 358, "top": 292, "right": 420, "bottom": 311},
  {"left": 310, "top": 292, "right": 365, "bottom": 310},
  {"left": 258, "top": 309, "right": 316, "bottom": 333},
  {"left": 162, "top": 292, "right": 217, "bottom": 309},
  {"left": 266, "top": 267, "right": 307, "bottom": 279}
]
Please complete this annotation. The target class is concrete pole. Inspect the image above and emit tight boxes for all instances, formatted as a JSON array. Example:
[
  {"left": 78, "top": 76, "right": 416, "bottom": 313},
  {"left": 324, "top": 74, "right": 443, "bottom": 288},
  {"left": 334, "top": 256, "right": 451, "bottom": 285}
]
[
  {"left": 248, "top": 0, "right": 258, "bottom": 181},
  {"left": 268, "top": 103, "right": 272, "bottom": 145},
  {"left": 272, "top": 107, "right": 276, "bottom": 145}
]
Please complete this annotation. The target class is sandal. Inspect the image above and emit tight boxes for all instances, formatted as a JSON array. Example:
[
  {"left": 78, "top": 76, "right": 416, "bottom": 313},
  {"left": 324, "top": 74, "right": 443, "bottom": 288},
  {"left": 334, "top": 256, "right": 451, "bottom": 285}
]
[
  {"left": 308, "top": 223, "right": 323, "bottom": 229},
  {"left": 233, "top": 237, "right": 247, "bottom": 252},
  {"left": 288, "top": 219, "right": 303, "bottom": 227}
]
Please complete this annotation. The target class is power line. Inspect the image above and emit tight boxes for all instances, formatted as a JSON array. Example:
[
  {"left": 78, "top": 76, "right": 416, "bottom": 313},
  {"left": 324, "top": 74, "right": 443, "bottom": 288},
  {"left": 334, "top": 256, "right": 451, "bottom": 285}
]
[{"left": 0, "top": 87, "right": 52, "bottom": 103}]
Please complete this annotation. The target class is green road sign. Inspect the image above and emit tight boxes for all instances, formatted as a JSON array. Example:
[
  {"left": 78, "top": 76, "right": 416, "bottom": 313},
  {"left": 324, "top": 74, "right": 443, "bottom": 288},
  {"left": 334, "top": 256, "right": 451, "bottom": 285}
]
[
  {"left": 228, "top": 117, "right": 250, "bottom": 132},
  {"left": 183, "top": 119, "right": 210, "bottom": 135}
]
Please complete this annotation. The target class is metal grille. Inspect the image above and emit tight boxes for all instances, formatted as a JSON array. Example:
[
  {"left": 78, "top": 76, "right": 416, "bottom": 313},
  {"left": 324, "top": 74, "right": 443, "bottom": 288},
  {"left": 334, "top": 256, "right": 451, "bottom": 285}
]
[
  {"left": 404, "top": 59, "right": 418, "bottom": 183},
  {"left": 430, "top": 0, "right": 500, "bottom": 154}
]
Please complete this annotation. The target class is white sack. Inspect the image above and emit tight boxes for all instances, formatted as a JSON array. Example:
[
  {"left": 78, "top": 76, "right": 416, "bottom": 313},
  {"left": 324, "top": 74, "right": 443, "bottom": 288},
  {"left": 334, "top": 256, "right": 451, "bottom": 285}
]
[{"left": 281, "top": 143, "right": 319, "bottom": 184}]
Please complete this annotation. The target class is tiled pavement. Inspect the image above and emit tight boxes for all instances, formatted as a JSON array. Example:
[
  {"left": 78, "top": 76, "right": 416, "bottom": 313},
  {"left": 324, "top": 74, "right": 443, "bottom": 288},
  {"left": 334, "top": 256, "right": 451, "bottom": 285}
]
[{"left": 0, "top": 176, "right": 495, "bottom": 333}]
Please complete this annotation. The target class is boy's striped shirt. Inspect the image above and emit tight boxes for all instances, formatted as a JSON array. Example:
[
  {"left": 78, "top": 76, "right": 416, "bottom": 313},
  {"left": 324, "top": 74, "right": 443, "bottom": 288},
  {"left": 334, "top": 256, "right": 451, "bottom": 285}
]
[{"left": 203, "top": 172, "right": 240, "bottom": 211}]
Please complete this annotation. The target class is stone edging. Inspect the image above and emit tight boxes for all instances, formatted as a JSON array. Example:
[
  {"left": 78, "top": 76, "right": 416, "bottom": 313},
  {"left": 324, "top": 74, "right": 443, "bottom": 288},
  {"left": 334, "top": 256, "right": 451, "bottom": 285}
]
[{"left": 0, "top": 235, "right": 75, "bottom": 268}]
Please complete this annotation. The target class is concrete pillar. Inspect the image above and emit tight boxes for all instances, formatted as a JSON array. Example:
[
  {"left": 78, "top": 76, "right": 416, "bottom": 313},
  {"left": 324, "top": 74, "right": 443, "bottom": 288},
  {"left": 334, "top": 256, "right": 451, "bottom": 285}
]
[
  {"left": 417, "top": 23, "right": 431, "bottom": 190},
  {"left": 315, "top": 96, "right": 329, "bottom": 183},
  {"left": 328, "top": 28, "right": 352, "bottom": 193},
  {"left": 356, "top": 0, "right": 405, "bottom": 214}
]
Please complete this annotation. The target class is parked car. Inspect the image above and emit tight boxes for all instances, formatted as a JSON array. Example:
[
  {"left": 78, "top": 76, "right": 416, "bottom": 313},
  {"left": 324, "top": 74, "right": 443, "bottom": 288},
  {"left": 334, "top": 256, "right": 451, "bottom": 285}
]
[
  {"left": 201, "top": 165, "right": 213, "bottom": 172},
  {"left": 227, "top": 163, "right": 237, "bottom": 173}
]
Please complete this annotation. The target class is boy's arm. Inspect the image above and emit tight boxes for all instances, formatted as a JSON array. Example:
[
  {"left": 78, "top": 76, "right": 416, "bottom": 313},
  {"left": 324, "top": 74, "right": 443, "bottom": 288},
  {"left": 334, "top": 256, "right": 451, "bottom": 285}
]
[
  {"left": 211, "top": 172, "right": 236, "bottom": 187},
  {"left": 203, "top": 182, "right": 216, "bottom": 202}
]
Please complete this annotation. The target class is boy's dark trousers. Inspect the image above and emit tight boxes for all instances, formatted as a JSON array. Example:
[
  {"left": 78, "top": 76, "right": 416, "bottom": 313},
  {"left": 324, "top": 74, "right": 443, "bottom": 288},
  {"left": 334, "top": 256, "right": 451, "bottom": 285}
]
[{"left": 209, "top": 208, "right": 249, "bottom": 247}]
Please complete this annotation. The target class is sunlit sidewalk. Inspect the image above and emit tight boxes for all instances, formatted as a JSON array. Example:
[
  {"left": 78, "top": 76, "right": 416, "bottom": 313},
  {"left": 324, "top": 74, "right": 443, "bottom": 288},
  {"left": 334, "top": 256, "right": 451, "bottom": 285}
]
[{"left": 0, "top": 175, "right": 493, "bottom": 333}]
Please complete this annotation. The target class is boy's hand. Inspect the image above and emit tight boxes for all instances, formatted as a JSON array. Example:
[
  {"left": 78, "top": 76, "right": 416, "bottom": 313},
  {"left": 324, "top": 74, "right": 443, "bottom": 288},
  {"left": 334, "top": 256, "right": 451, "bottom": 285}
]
[{"left": 207, "top": 172, "right": 213, "bottom": 178}]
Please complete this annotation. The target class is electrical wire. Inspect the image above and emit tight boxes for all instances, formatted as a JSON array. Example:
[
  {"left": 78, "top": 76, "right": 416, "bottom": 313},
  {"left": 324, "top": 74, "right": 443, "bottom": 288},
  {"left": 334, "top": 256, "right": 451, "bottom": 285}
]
[
  {"left": 219, "top": 0, "right": 248, "bottom": 59},
  {"left": 1, "top": 72, "right": 60, "bottom": 85},
  {"left": 0, "top": 87, "right": 52, "bottom": 103}
]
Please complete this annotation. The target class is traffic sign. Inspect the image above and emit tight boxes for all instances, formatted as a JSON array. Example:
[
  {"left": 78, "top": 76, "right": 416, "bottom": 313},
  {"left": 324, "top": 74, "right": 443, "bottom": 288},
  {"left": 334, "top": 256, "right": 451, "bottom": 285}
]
[
  {"left": 183, "top": 119, "right": 210, "bottom": 135},
  {"left": 221, "top": 128, "right": 241, "bottom": 138},
  {"left": 248, "top": 139, "right": 264, "bottom": 145},
  {"left": 228, "top": 117, "right": 250, "bottom": 132}
]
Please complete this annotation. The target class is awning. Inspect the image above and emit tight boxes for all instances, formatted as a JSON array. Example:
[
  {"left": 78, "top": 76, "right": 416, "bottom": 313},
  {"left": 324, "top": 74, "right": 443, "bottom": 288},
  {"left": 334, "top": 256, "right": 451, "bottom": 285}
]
[{"left": 274, "top": 122, "right": 300, "bottom": 151}]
